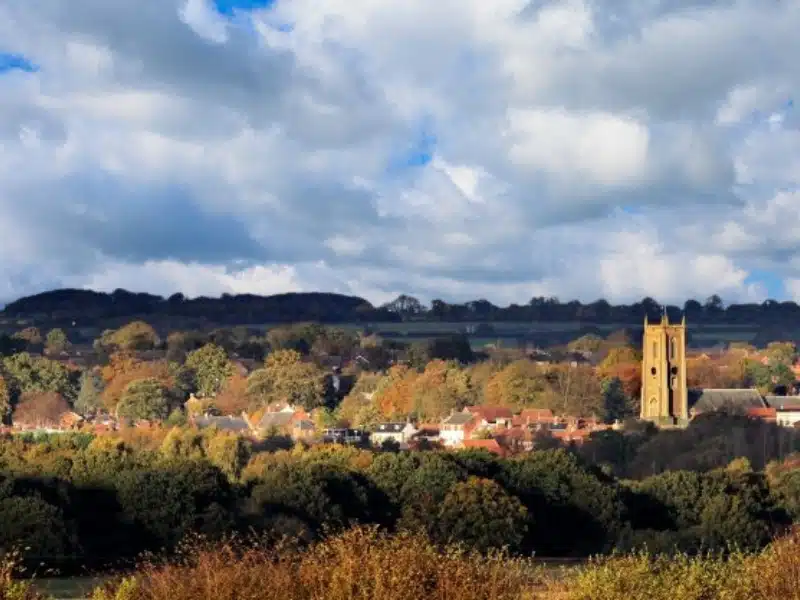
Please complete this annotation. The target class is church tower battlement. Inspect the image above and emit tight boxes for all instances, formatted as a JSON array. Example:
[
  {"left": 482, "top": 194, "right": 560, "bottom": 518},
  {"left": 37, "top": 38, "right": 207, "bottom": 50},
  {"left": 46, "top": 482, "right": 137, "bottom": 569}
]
[{"left": 640, "top": 313, "right": 689, "bottom": 427}]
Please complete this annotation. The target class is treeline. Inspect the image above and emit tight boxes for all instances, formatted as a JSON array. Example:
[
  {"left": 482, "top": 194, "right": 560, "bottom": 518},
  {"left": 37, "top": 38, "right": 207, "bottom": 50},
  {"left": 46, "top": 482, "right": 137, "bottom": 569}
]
[
  {"left": 4, "top": 288, "right": 800, "bottom": 327},
  {"left": 1, "top": 427, "right": 799, "bottom": 575}
]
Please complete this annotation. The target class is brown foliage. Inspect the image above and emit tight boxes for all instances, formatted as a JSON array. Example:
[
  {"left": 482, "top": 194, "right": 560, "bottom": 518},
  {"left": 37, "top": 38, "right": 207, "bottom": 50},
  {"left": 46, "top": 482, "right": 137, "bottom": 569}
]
[
  {"left": 11, "top": 391, "right": 70, "bottom": 428},
  {"left": 374, "top": 365, "right": 418, "bottom": 419},
  {"left": 92, "top": 527, "right": 547, "bottom": 600},
  {"left": 213, "top": 373, "right": 250, "bottom": 415},
  {"left": 599, "top": 361, "right": 642, "bottom": 399},
  {"left": 101, "top": 353, "right": 174, "bottom": 410},
  {"left": 686, "top": 356, "right": 742, "bottom": 389}
]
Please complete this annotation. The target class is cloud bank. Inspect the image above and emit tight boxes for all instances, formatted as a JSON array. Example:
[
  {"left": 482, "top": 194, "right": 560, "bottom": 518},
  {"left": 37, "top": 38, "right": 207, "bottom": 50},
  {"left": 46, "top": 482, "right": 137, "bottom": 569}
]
[{"left": 0, "top": 0, "right": 798, "bottom": 307}]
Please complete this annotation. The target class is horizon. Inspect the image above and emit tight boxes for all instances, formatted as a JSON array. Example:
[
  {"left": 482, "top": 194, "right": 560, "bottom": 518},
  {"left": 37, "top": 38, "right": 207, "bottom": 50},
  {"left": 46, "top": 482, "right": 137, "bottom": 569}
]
[
  {"left": 1, "top": 1, "right": 798, "bottom": 307},
  {"left": 3, "top": 285, "right": 800, "bottom": 314}
]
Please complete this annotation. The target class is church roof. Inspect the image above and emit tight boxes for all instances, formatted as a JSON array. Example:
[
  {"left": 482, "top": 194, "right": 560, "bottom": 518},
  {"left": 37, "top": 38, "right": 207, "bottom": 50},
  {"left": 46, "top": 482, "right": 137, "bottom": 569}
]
[{"left": 688, "top": 388, "right": 765, "bottom": 413}]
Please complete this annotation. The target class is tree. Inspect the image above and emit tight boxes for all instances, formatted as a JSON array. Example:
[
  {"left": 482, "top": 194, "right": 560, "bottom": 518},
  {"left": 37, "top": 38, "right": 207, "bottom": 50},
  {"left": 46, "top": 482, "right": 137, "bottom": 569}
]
[
  {"left": 764, "top": 342, "right": 797, "bottom": 366},
  {"left": 44, "top": 328, "right": 69, "bottom": 355},
  {"left": 598, "top": 346, "right": 640, "bottom": 371},
  {"left": 99, "top": 321, "right": 160, "bottom": 352},
  {"left": 410, "top": 360, "right": 471, "bottom": 421},
  {"left": 12, "top": 327, "right": 43, "bottom": 350},
  {"left": 1, "top": 352, "right": 79, "bottom": 402},
  {"left": 601, "top": 377, "right": 631, "bottom": 422},
  {"left": 436, "top": 477, "right": 528, "bottom": 552},
  {"left": 75, "top": 370, "right": 104, "bottom": 415},
  {"left": 116, "top": 378, "right": 171, "bottom": 421},
  {"left": 484, "top": 360, "right": 546, "bottom": 409},
  {"left": 541, "top": 364, "right": 603, "bottom": 417},
  {"left": 0, "top": 376, "right": 9, "bottom": 422},
  {"left": 213, "top": 372, "right": 250, "bottom": 415},
  {"left": 101, "top": 353, "right": 175, "bottom": 410},
  {"left": 373, "top": 364, "right": 418, "bottom": 419},
  {"left": 11, "top": 391, "right": 71, "bottom": 428},
  {"left": 185, "top": 344, "right": 234, "bottom": 397},
  {"left": 568, "top": 334, "right": 604, "bottom": 355},
  {"left": 246, "top": 350, "right": 326, "bottom": 410}
]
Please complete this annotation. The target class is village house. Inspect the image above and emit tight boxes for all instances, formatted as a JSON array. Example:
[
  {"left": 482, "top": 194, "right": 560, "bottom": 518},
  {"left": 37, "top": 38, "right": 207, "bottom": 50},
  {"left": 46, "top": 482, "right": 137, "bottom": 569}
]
[
  {"left": 439, "top": 411, "right": 477, "bottom": 447},
  {"left": 465, "top": 406, "right": 513, "bottom": 431},
  {"left": 193, "top": 414, "right": 252, "bottom": 434},
  {"left": 322, "top": 428, "right": 367, "bottom": 445},
  {"left": 371, "top": 422, "right": 417, "bottom": 447},
  {"left": 766, "top": 398, "right": 800, "bottom": 427},
  {"left": 255, "top": 404, "right": 312, "bottom": 440}
]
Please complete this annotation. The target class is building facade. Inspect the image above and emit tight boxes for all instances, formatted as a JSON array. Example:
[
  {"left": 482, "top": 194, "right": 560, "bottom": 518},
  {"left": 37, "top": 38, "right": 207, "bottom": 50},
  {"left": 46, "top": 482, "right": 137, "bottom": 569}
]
[{"left": 640, "top": 314, "right": 689, "bottom": 426}]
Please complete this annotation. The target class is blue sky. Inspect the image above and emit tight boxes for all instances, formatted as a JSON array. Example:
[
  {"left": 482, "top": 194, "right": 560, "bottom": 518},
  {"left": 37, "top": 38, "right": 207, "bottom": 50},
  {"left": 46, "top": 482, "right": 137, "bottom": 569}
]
[
  {"left": 0, "top": 0, "right": 799, "bottom": 306},
  {"left": 0, "top": 52, "right": 36, "bottom": 73}
]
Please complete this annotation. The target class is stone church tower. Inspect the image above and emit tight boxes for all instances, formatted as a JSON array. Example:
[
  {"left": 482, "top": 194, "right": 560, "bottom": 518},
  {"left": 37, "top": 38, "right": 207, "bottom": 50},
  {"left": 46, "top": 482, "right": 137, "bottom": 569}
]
[{"left": 640, "top": 313, "right": 689, "bottom": 427}]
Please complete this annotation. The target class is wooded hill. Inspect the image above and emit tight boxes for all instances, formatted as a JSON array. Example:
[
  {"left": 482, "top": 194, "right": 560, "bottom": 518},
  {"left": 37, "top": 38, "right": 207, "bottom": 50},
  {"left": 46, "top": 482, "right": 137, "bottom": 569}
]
[{"left": 2, "top": 288, "right": 799, "bottom": 327}]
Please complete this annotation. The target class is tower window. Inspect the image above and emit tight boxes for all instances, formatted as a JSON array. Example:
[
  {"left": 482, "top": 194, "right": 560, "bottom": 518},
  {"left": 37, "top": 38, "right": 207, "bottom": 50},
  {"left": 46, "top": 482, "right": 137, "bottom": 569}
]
[
  {"left": 670, "top": 366, "right": 678, "bottom": 375},
  {"left": 670, "top": 338, "right": 677, "bottom": 360},
  {"left": 651, "top": 367, "right": 657, "bottom": 376}
]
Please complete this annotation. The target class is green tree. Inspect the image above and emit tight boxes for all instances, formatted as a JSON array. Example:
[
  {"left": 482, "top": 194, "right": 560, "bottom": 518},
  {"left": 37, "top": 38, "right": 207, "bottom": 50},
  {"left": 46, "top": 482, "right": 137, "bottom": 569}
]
[
  {"left": 75, "top": 371, "right": 103, "bottom": 415},
  {"left": 100, "top": 321, "right": 160, "bottom": 353},
  {"left": 116, "top": 378, "right": 171, "bottom": 421},
  {"left": 0, "top": 376, "right": 9, "bottom": 422},
  {"left": 247, "top": 350, "right": 325, "bottom": 410},
  {"left": 601, "top": 377, "right": 630, "bottom": 422},
  {"left": 2, "top": 352, "right": 78, "bottom": 402},
  {"left": 185, "top": 344, "right": 233, "bottom": 398},
  {"left": 436, "top": 477, "right": 528, "bottom": 552},
  {"left": 44, "top": 328, "right": 69, "bottom": 355}
]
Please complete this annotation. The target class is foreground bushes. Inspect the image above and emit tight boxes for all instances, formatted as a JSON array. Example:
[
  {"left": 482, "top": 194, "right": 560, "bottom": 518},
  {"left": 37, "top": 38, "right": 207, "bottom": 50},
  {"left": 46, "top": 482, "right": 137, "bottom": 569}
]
[
  {"left": 6, "top": 527, "right": 800, "bottom": 599},
  {"left": 89, "top": 527, "right": 547, "bottom": 600}
]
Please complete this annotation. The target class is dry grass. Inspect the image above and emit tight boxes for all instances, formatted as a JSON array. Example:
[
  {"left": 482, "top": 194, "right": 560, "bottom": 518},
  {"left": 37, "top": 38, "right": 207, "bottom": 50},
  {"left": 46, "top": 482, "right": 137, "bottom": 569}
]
[
  {"left": 9, "top": 528, "right": 800, "bottom": 600},
  {"left": 0, "top": 551, "right": 48, "bottom": 600},
  {"left": 88, "top": 527, "right": 553, "bottom": 600},
  {"left": 560, "top": 527, "right": 800, "bottom": 600}
]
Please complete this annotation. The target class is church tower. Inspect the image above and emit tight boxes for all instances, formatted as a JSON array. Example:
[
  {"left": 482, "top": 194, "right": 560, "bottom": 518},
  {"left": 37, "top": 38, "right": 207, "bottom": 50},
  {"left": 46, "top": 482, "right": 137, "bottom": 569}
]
[{"left": 640, "top": 313, "right": 689, "bottom": 427}]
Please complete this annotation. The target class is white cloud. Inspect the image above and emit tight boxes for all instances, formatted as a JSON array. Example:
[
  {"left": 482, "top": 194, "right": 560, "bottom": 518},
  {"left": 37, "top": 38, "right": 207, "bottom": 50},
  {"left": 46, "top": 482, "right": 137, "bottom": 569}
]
[{"left": 0, "top": 0, "right": 798, "bottom": 307}]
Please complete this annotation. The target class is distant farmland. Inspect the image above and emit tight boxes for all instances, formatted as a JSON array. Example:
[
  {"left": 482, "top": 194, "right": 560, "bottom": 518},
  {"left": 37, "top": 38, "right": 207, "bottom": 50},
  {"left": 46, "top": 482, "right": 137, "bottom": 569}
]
[{"left": 244, "top": 321, "right": 766, "bottom": 349}]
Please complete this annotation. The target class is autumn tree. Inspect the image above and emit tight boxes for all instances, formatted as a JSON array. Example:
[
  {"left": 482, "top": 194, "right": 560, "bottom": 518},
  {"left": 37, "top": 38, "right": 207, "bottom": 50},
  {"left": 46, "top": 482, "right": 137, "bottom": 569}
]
[
  {"left": 568, "top": 334, "right": 603, "bottom": 355},
  {"left": 484, "top": 359, "right": 546, "bottom": 409},
  {"left": 44, "top": 328, "right": 69, "bottom": 355},
  {"left": 541, "top": 364, "right": 603, "bottom": 417},
  {"left": 12, "top": 327, "right": 43, "bottom": 351},
  {"left": 764, "top": 341, "right": 797, "bottom": 366},
  {"left": 101, "top": 353, "right": 175, "bottom": 410},
  {"left": 213, "top": 372, "right": 250, "bottom": 415},
  {"left": 372, "top": 364, "right": 418, "bottom": 419},
  {"left": 598, "top": 346, "right": 640, "bottom": 371},
  {"left": 0, "top": 376, "right": 10, "bottom": 421},
  {"left": 116, "top": 378, "right": 171, "bottom": 421},
  {"left": 98, "top": 321, "right": 160, "bottom": 353},
  {"left": 409, "top": 360, "right": 471, "bottom": 421},
  {"left": 185, "top": 343, "right": 233, "bottom": 397},
  {"left": 11, "top": 391, "right": 70, "bottom": 427},
  {"left": 246, "top": 349, "right": 326, "bottom": 410},
  {"left": 599, "top": 361, "right": 641, "bottom": 399}
]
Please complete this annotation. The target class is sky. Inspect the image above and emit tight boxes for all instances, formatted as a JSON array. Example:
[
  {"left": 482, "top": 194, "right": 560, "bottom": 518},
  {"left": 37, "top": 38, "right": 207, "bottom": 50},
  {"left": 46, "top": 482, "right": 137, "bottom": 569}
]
[{"left": 0, "top": 0, "right": 799, "bottom": 308}]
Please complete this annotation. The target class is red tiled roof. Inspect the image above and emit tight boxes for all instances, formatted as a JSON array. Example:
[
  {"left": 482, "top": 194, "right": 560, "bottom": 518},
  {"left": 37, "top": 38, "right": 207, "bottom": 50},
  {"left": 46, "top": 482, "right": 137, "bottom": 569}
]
[
  {"left": 462, "top": 439, "right": 507, "bottom": 456},
  {"left": 748, "top": 407, "right": 777, "bottom": 420},
  {"left": 466, "top": 406, "right": 513, "bottom": 421},
  {"left": 518, "top": 408, "right": 555, "bottom": 422}
]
